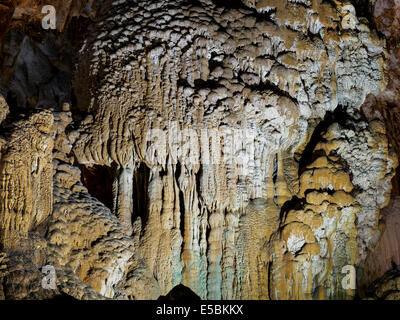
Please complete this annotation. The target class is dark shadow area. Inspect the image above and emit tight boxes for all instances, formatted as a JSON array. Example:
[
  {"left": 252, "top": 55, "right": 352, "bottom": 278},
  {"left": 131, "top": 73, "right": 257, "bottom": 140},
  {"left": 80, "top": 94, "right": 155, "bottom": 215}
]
[
  {"left": 297, "top": 105, "right": 351, "bottom": 176},
  {"left": 211, "top": 0, "right": 250, "bottom": 9},
  {"left": 392, "top": 165, "right": 400, "bottom": 196},
  {"left": 81, "top": 165, "right": 114, "bottom": 210},
  {"left": 349, "top": 0, "right": 377, "bottom": 29},
  {"left": 132, "top": 162, "right": 150, "bottom": 225},
  {"left": 158, "top": 284, "right": 201, "bottom": 301},
  {"left": 44, "top": 292, "right": 77, "bottom": 301},
  {"left": 279, "top": 195, "right": 305, "bottom": 221}
]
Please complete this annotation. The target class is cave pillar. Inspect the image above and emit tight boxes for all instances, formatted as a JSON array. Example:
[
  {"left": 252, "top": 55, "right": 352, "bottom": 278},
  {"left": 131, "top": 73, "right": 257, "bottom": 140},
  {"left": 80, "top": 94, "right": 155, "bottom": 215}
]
[{"left": 114, "top": 165, "right": 134, "bottom": 236}]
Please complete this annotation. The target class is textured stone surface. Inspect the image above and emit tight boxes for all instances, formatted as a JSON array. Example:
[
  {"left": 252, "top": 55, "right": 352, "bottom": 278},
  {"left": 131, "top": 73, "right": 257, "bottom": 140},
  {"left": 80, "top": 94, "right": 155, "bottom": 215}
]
[
  {"left": 0, "top": 1, "right": 14, "bottom": 42},
  {"left": 0, "top": 0, "right": 398, "bottom": 300},
  {"left": 365, "top": 269, "right": 400, "bottom": 299},
  {"left": 362, "top": 0, "right": 400, "bottom": 193},
  {"left": 10, "top": 0, "right": 98, "bottom": 31},
  {"left": 71, "top": 0, "right": 395, "bottom": 299},
  {"left": 0, "top": 94, "right": 9, "bottom": 124},
  {"left": 0, "top": 109, "right": 54, "bottom": 247},
  {"left": 360, "top": 197, "right": 400, "bottom": 293},
  {"left": 356, "top": 0, "right": 400, "bottom": 295}
]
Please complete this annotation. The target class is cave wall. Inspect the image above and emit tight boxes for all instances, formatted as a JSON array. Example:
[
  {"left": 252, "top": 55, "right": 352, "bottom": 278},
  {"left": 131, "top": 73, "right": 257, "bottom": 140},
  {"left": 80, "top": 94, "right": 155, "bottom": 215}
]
[
  {"left": 0, "top": 0, "right": 399, "bottom": 300},
  {"left": 71, "top": 0, "right": 396, "bottom": 299}
]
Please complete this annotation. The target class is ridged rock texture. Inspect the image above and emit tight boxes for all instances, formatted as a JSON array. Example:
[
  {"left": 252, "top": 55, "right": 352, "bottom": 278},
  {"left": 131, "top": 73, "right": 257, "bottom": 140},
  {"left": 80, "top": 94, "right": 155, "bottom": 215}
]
[{"left": 0, "top": 0, "right": 399, "bottom": 300}]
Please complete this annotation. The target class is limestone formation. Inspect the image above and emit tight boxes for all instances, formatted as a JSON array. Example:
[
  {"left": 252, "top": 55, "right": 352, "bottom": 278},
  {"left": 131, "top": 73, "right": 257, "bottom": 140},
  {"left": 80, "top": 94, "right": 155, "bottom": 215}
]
[
  {"left": 0, "top": 0, "right": 14, "bottom": 41},
  {"left": 365, "top": 269, "right": 400, "bottom": 299},
  {"left": 360, "top": 197, "right": 400, "bottom": 293},
  {"left": 71, "top": 0, "right": 395, "bottom": 299},
  {"left": 0, "top": 0, "right": 399, "bottom": 300},
  {"left": 0, "top": 94, "right": 9, "bottom": 124}
]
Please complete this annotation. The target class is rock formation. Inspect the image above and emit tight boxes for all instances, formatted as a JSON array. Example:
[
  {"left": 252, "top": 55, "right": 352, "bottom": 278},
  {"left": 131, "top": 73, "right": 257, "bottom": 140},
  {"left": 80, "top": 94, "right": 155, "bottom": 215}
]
[{"left": 0, "top": 0, "right": 399, "bottom": 300}]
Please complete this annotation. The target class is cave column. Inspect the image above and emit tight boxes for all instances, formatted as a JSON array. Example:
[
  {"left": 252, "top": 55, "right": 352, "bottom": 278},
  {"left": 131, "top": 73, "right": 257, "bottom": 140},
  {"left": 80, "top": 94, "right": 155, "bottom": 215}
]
[{"left": 114, "top": 165, "right": 134, "bottom": 235}]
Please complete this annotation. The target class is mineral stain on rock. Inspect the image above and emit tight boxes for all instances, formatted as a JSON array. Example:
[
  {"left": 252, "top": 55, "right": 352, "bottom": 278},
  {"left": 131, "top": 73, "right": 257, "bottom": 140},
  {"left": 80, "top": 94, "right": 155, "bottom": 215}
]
[{"left": 0, "top": 0, "right": 400, "bottom": 300}]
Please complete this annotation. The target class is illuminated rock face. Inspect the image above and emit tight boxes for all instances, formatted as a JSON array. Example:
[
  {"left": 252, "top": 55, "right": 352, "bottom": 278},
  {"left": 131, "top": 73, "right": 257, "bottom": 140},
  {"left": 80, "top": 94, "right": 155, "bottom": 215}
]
[
  {"left": 0, "top": 0, "right": 397, "bottom": 300},
  {"left": 71, "top": 0, "right": 396, "bottom": 299}
]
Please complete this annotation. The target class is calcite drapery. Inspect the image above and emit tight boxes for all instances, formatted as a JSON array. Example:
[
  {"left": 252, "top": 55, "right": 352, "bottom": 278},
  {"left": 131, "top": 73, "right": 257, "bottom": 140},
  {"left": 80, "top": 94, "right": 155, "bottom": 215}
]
[
  {"left": 0, "top": 0, "right": 398, "bottom": 300},
  {"left": 70, "top": 0, "right": 396, "bottom": 299}
]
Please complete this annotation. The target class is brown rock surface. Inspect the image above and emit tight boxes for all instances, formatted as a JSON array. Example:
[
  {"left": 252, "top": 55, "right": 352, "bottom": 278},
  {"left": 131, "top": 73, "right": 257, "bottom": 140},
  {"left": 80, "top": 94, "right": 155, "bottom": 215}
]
[
  {"left": 360, "top": 197, "right": 400, "bottom": 293},
  {"left": 362, "top": 0, "right": 400, "bottom": 193},
  {"left": 0, "top": 0, "right": 399, "bottom": 300},
  {"left": 0, "top": 1, "right": 14, "bottom": 41},
  {"left": 365, "top": 269, "right": 400, "bottom": 299},
  {"left": 71, "top": 0, "right": 396, "bottom": 299},
  {"left": 10, "top": 0, "right": 97, "bottom": 31}
]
